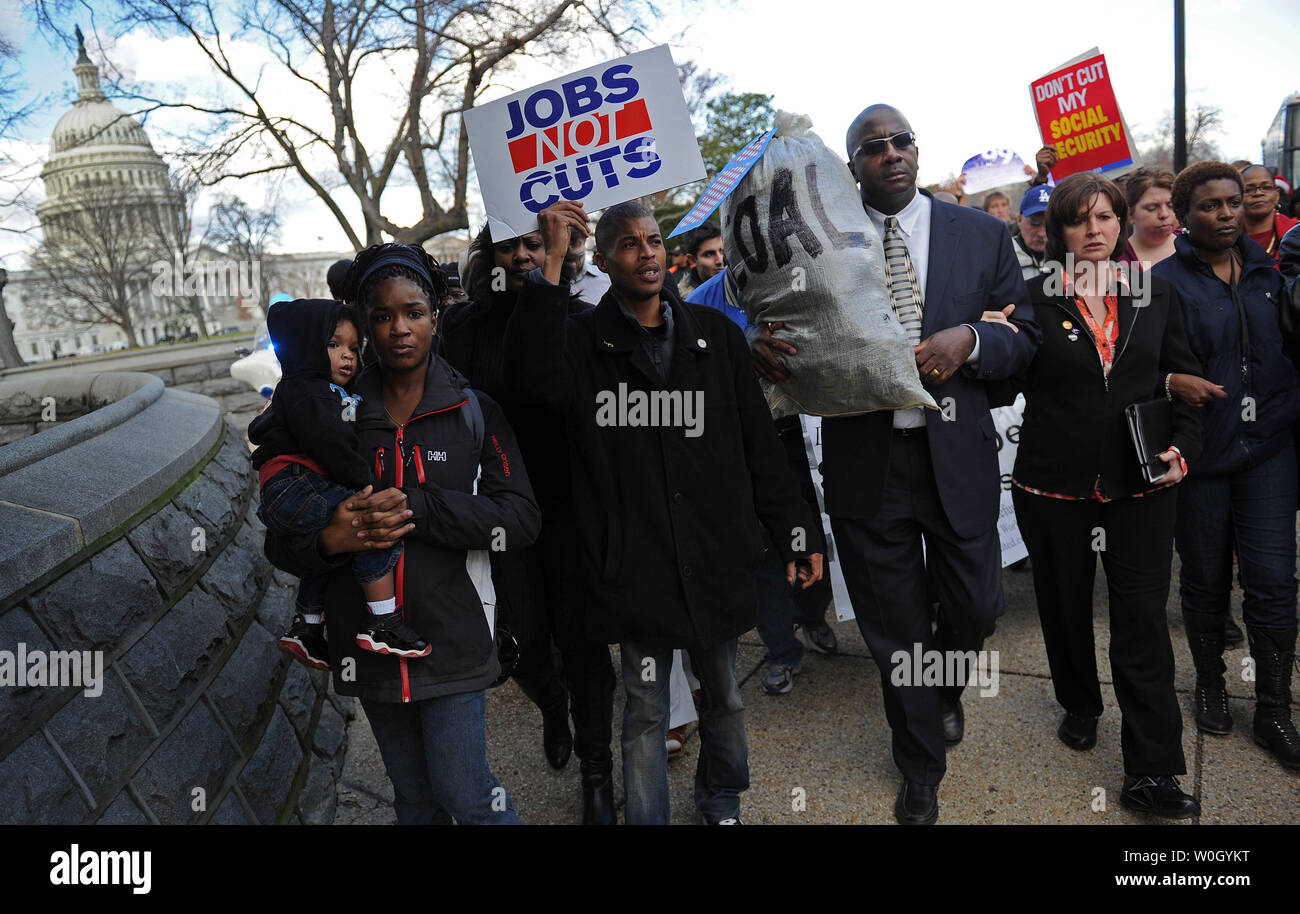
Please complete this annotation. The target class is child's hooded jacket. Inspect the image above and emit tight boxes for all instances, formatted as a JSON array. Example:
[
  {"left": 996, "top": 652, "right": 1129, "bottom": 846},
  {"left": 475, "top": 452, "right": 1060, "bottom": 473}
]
[{"left": 248, "top": 298, "right": 371, "bottom": 490}]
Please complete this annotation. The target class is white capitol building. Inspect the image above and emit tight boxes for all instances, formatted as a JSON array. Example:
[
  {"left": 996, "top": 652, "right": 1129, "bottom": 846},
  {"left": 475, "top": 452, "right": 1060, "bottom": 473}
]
[{"left": 2, "top": 33, "right": 351, "bottom": 364}]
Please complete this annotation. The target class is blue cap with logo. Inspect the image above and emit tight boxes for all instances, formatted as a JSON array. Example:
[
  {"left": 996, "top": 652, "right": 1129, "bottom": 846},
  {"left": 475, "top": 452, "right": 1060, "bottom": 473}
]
[{"left": 1020, "top": 185, "right": 1052, "bottom": 216}]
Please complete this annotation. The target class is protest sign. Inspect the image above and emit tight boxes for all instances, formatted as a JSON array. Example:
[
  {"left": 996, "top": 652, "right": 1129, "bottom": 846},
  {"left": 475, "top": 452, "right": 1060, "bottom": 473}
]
[
  {"left": 798, "top": 416, "right": 857, "bottom": 622},
  {"left": 462, "top": 45, "right": 706, "bottom": 241},
  {"left": 960, "top": 148, "right": 1030, "bottom": 195},
  {"left": 992, "top": 396, "right": 1029, "bottom": 567},
  {"left": 1029, "top": 48, "right": 1140, "bottom": 179},
  {"left": 669, "top": 129, "right": 774, "bottom": 238}
]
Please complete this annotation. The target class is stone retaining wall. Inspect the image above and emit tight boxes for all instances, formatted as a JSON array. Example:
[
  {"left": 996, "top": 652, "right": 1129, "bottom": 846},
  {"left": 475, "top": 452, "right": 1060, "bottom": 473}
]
[
  {"left": 144, "top": 357, "right": 268, "bottom": 435},
  {"left": 0, "top": 374, "right": 350, "bottom": 824}
]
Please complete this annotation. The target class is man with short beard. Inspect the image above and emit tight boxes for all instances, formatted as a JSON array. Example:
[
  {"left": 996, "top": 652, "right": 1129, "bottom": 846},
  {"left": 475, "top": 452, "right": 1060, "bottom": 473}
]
[{"left": 561, "top": 226, "right": 611, "bottom": 305}]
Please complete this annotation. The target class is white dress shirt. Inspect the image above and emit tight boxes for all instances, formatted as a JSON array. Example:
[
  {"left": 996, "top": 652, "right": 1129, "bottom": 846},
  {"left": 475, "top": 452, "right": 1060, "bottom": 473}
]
[
  {"left": 864, "top": 191, "right": 980, "bottom": 428},
  {"left": 569, "top": 260, "right": 611, "bottom": 306}
]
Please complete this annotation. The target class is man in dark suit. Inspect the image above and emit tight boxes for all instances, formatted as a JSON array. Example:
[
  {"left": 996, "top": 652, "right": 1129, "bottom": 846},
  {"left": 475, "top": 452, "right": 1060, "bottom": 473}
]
[{"left": 752, "top": 105, "right": 1040, "bottom": 824}]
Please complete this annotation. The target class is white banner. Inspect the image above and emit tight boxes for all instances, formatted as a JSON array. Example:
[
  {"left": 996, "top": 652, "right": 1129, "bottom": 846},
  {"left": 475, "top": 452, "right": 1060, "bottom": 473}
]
[
  {"left": 462, "top": 45, "right": 706, "bottom": 241},
  {"left": 992, "top": 395, "right": 1029, "bottom": 567}
]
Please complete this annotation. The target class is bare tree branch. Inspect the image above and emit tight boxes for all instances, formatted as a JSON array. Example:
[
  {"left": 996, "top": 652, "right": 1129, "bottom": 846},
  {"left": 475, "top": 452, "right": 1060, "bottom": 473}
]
[{"left": 38, "top": 0, "right": 651, "bottom": 247}]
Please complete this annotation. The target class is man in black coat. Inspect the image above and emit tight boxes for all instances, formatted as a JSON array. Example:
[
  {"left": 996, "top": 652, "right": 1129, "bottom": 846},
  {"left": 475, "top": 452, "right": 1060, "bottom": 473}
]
[
  {"left": 751, "top": 104, "right": 1040, "bottom": 824},
  {"left": 504, "top": 200, "right": 823, "bottom": 825}
]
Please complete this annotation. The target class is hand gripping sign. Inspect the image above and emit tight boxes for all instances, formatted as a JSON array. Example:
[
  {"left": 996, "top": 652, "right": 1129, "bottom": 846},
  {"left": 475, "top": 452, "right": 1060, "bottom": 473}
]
[{"left": 463, "top": 45, "right": 706, "bottom": 241}]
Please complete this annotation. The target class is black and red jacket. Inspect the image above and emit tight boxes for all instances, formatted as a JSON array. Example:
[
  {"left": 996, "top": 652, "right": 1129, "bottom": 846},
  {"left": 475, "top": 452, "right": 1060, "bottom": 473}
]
[{"left": 263, "top": 354, "right": 541, "bottom": 703}]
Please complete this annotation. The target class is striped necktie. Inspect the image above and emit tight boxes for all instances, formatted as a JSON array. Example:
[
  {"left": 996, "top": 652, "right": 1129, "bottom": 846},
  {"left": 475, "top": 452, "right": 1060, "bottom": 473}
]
[{"left": 883, "top": 215, "right": 923, "bottom": 345}]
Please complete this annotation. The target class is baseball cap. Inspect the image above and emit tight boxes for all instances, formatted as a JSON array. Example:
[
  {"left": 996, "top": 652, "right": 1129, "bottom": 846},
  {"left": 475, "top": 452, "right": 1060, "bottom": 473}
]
[{"left": 1020, "top": 185, "right": 1052, "bottom": 216}]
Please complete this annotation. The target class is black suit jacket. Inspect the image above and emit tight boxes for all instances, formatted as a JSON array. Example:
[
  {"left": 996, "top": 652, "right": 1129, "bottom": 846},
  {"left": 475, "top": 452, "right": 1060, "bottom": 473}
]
[
  {"left": 820, "top": 191, "right": 1040, "bottom": 538},
  {"left": 1013, "top": 272, "right": 1203, "bottom": 498}
]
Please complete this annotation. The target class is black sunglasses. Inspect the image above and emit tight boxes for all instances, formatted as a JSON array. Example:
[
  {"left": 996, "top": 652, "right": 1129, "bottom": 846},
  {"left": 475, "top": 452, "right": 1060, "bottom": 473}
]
[{"left": 854, "top": 130, "right": 916, "bottom": 158}]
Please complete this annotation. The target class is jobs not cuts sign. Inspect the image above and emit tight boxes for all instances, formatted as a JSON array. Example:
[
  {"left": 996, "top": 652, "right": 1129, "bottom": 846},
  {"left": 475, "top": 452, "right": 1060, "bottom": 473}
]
[{"left": 463, "top": 45, "right": 705, "bottom": 241}]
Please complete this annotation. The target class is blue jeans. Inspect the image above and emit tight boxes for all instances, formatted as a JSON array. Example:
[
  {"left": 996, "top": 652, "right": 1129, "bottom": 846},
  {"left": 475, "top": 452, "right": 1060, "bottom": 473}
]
[
  {"left": 620, "top": 638, "right": 748, "bottom": 824},
  {"left": 753, "top": 532, "right": 831, "bottom": 667},
  {"left": 1175, "top": 441, "right": 1299, "bottom": 630},
  {"left": 360, "top": 692, "right": 520, "bottom": 825},
  {"left": 258, "top": 463, "right": 401, "bottom": 613}
]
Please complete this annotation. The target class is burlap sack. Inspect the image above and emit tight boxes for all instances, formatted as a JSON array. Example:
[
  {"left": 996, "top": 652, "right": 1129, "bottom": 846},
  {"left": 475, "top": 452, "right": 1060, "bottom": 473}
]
[{"left": 722, "top": 112, "right": 935, "bottom": 417}]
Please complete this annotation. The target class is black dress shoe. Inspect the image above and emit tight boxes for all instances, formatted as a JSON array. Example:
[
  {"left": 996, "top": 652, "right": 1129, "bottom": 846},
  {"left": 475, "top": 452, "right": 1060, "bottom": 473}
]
[
  {"left": 542, "top": 697, "right": 573, "bottom": 770},
  {"left": 894, "top": 781, "right": 938, "bottom": 826},
  {"left": 581, "top": 763, "right": 616, "bottom": 825},
  {"left": 1057, "top": 712, "right": 1098, "bottom": 751},
  {"left": 940, "top": 696, "right": 964, "bottom": 745},
  {"left": 1120, "top": 775, "right": 1201, "bottom": 819}
]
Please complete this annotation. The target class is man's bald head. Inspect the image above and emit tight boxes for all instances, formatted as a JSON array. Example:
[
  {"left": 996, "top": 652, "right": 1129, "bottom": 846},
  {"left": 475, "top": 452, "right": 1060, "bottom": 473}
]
[
  {"left": 845, "top": 104, "right": 919, "bottom": 215},
  {"left": 845, "top": 104, "right": 911, "bottom": 157}
]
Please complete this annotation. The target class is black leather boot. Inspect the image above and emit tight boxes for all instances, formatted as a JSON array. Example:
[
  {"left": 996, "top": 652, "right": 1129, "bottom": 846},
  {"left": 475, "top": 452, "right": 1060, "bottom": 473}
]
[
  {"left": 1183, "top": 612, "right": 1232, "bottom": 734},
  {"left": 580, "top": 759, "right": 616, "bottom": 825},
  {"left": 541, "top": 687, "right": 573, "bottom": 770},
  {"left": 1247, "top": 625, "right": 1300, "bottom": 770}
]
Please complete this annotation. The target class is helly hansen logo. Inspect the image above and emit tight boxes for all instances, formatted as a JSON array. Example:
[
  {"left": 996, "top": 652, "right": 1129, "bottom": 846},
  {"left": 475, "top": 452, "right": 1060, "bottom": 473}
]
[
  {"left": 426, "top": 449, "right": 448, "bottom": 463},
  {"left": 491, "top": 435, "right": 511, "bottom": 477}
]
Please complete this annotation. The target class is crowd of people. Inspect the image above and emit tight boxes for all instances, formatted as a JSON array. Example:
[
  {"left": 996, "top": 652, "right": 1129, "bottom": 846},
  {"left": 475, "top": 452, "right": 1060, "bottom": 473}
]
[{"left": 249, "top": 103, "right": 1300, "bottom": 825}]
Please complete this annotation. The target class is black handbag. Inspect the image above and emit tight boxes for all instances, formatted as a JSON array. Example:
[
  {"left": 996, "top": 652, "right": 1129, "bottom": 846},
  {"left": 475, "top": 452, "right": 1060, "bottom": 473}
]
[{"left": 1125, "top": 398, "right": 1174, "bottom": 485}]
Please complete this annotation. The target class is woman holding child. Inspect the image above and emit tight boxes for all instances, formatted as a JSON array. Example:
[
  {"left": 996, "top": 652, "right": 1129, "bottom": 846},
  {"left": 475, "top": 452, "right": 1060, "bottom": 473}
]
[{"left": 262, "top": 244, "right": 540, "bottom": 824}]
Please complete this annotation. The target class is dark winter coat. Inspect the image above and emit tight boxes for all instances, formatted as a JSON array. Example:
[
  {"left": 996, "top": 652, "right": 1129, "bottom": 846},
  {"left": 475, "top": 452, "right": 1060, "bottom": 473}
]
[
  {"left": 263, "top": 354, "right": 542, "bottom": 702},
  {"left": 1152, "top": 234, "right": 1300, "bottom": 477},
  {"left": 504, "top": 272, "right": 819, "bottom": 650},
  {"left": 440, "top": 288, "right": 593, "bottom": 641}
]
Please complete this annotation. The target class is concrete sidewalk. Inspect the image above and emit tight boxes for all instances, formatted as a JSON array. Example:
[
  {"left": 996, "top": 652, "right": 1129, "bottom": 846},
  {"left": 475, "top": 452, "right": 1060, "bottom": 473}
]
[{"left": 334, "top": 558, "right": 1299, "bottom": 825}]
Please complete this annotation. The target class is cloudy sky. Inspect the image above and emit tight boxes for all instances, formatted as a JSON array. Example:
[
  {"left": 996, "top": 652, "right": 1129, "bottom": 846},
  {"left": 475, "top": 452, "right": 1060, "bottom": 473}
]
[{"left": 2, "top": 0, "right": 1297, "bottom": 267}]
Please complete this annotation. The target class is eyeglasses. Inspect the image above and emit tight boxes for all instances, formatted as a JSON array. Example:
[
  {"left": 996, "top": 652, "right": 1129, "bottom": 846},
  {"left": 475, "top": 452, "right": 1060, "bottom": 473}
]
[
  {"left": 1243, "top": 183, "right": 1277, "bottom": 195},
  {"left": 854, "top": 130, "right": 916, "bottom": 158}
]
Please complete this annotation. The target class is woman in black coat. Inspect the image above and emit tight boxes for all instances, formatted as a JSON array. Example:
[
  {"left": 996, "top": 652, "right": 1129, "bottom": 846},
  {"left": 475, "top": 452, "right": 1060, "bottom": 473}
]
[
  {"left": 1009, "top": 173, "right": 1205, "bottom": 818},
  {"left": 440, "top": 224, "right": 620, "bottom": 824}
]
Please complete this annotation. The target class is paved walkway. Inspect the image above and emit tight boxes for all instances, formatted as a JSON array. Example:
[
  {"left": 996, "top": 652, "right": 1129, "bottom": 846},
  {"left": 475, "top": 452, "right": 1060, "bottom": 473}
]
[{"left": 334, "top": 558, "right": 1299, "bottom": 825}]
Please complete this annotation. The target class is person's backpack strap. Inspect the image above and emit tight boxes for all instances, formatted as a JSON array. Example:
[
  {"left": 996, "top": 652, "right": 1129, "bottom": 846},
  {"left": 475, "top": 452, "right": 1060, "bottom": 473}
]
[{"left": 462, "top": 386, "right": 485, "bottom": 452}]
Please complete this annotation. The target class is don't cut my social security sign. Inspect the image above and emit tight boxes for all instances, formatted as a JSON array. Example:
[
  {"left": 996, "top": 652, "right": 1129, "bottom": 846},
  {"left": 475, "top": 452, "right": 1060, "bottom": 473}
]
[{"left": 463, "top": 45, "right": 706, "bottom": 241}]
